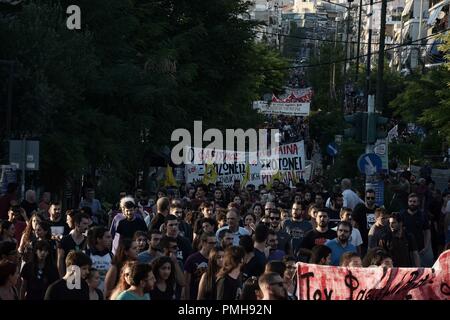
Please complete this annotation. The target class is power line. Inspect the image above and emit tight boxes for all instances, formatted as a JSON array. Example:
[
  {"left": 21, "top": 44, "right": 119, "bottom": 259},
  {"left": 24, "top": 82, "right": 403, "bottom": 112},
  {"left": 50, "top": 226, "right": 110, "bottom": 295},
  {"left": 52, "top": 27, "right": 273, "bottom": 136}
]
[
  {"left": 256, "top": 31, "right": 379, "bottom": 45},
  {"left": 256, "top": 28, "right": 449, "bottom": 71},
  {"left": 324, "top": 0, "right": 395, "bottom": 8},
  {"left": 257, "top": 30, "right": 441, "bottom": 47}
]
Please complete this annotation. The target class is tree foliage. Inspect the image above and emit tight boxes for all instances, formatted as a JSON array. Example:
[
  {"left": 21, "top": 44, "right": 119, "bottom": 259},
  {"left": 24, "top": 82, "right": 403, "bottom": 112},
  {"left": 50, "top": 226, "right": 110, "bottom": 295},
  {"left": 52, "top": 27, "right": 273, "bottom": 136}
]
[{"left": 0, "top": 0, "right": 288, "bottom": 197}]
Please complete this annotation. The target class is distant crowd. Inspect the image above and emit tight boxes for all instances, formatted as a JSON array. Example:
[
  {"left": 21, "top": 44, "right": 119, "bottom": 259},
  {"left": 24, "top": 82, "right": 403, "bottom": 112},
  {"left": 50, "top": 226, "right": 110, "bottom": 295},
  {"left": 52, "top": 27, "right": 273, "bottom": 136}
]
[{"left": 0, "top": 175, "right": 449, "bottom": 300}]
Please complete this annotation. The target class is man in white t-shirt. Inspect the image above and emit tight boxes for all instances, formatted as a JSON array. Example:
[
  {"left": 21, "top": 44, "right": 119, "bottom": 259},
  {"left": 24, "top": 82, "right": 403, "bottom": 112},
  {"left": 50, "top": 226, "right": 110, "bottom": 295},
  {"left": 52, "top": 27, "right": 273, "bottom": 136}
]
[
  {"left": 341, "top": 178, "right": 364, "bottom": 210},
  {"left": 332, "top": 207, "right": 363, "bottom": 255}
]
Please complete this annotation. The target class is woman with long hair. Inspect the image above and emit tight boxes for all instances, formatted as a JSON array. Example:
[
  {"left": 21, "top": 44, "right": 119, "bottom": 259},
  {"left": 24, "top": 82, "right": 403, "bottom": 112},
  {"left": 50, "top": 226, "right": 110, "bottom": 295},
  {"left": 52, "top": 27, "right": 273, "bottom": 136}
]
[
  {"left": 33, "top": 221, "right": 56, "bottom": 262},
  {"left": 18, "top": 213, "right": 42, "bottom": 263},
  {"left": 243, "top": 213, "right": 256, "bottom": 237},
  {"left": 110, "top": 260, "right": 137, "bottom": 300},
  {"left": 216, "top": 245, "right": 245, "bottom": 300},
  {"left": 251, "top": 203, "right": 263, "bottom": 224},
  {"left": 197, "top": 247, "right": 224, "bottom": 300},
  {"left": 104, "top": 239, "right": 138, "bottom": 298},
  {"left": 150, "top": 256, "right": 177, "bottom": 300},
  {"left": 20, "top": 240, "right": 59, "bottom": 300}
]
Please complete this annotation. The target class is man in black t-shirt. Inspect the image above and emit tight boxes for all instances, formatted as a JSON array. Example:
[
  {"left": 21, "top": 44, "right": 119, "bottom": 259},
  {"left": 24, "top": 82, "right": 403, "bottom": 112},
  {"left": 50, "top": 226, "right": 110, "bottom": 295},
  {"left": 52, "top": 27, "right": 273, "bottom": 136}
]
[
  {"left": 326, "top": 193, "right": 343, "bottom": 229},
  {"left": 45, "top": 251, "right": 91, "bottom": 300},
  {"left": 57, "top": 212, "right": 90, "bottom": 277},
  {"left": 352, "top": 189, "right": 378, "bottom": 255},
  {"left": 164, "top": 215, "right": 193, "bottom": 265},
  {"left": 150, "top": 197, "right": 170, "bottom": 231},
  {"left": 115, "top": 201, "right": 148, "bottom": 240},
  {"left": 301, "top": 209, "right": 337, "bottom": 256},
  {"left": 184, "top": 232, "right": 216, "bottom": 300},
  {"left": 400, "top": 193, "right": 432, "bottom": 267},
  {"left": 379, "top": 212, "right": 420, "bottom": 267},
  {"left": 47, "top": 202, "right": 70, "bottom": 237}
]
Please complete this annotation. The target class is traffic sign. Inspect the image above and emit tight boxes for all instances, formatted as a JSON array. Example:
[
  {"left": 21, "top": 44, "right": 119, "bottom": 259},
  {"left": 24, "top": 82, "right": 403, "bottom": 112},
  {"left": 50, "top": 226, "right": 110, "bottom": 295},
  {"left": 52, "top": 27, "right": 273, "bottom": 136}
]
[
  {"left": 357, "top": 153, "right": 382, "bottom": 175},
  {"left": 327, "top": 143, "right": 338, "bottom": 157}
]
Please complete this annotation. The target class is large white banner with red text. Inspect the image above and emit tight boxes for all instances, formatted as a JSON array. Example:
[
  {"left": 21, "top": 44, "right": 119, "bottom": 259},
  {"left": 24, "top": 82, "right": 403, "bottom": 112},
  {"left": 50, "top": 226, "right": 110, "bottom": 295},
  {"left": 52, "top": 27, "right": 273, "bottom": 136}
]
[{"left": 297, "top": 250, "right": 450, "bottom": 300}]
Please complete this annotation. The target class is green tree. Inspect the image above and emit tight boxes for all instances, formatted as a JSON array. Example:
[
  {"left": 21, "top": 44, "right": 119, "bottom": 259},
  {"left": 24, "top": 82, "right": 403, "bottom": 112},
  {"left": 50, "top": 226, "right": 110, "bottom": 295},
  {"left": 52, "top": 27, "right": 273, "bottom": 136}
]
[{"left": 0, "top": 0, "right": 289, "bottom": 199}]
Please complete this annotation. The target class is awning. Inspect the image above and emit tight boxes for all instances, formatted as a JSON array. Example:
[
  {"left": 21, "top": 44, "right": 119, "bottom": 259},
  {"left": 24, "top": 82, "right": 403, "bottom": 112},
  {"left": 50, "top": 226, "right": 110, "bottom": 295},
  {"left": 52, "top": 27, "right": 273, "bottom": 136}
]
[
  {"left": 402, "top": 0, "right": 413, "bottom": 16},
  {"left": 427, "top": 0, "right": 450, "bottom": 25}
]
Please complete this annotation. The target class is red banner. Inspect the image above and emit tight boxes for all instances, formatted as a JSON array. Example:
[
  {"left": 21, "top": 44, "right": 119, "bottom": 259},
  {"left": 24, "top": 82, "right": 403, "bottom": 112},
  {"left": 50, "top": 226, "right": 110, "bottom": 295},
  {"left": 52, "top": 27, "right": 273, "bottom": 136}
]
[{"left": 297, "top": 250, "right": 450, "bottom": 300}]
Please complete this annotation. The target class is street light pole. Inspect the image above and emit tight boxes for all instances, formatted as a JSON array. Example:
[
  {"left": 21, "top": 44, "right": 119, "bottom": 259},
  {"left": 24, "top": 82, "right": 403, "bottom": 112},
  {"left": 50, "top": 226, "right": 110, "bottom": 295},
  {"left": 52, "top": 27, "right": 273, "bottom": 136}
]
[
  {"left": 344, "top": 0, "right": 353, "bottom": 79},
  {"left": 376, "top": 0, "right": 387, "bottom": 112},
  {"left": 355, "top": 0, "right": 363, "bottom": 82},
  {"left": 365, "top": 0, "right": 374, "bottom": 106}
]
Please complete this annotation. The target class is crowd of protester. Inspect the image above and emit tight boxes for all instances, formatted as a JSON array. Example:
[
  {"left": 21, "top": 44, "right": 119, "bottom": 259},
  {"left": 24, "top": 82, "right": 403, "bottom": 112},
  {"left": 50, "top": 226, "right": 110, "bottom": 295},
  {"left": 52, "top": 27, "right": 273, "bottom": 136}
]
[{"left": 0, "top": 175, "right": 449, "bottom": 300}]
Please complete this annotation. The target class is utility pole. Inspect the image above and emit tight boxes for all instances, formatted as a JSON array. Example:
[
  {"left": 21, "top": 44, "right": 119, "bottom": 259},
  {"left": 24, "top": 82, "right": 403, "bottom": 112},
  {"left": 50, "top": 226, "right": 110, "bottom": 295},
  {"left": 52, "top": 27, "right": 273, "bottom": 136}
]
[
  {"left": 344, "top": 1, "right": 353, "bottom": 79},
  {"left": 355, "top": 0, "right": 363, "bottom": 82},
  {"left": 376, "top": 0, "right": 387, "bottom": 112},
  {"left": 416, "top": 0, "right": 424, "bottom": 69},
  {"left": 365, "top": 0, "right": 374, "bottom": 105}
]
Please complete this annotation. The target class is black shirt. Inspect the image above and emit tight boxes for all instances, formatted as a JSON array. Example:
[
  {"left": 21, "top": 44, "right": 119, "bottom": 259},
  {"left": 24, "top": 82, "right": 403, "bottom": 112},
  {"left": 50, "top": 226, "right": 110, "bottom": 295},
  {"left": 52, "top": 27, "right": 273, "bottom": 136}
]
[
  {"left": 44, "top": 278, "right": 89, "bottom": 300},
  {"left": 352, "top": 203, "right": 378, "bottom": 247},
  {"left": 21, "top": 262, "right": 60, "bottom": 300},
  {"left": 151, "top": 213, "right": 166, "bottom": 231},
  {"left": 216, "top": 275, "right": 241, "bottom": 300},
  {"left": 176, "top": 235, "right": 194, "bottom": 266},
  {"left": 400, "top": 209, "right": 430, "bottom": 251},
  {"left": 275, "top": 230, "right": 292, "bottom": 254},
  {"left": 48, "top": 218, "right": 71, "bottom": 236},
  {"left": 59, "top": 234, "right": 87, "bottom": 261},
  {"left": 241, "top": 254, "right": 265, "bottom": 281},
  {"left": 381, "top": 230, "right": 418, "bottom": 267},
  {"left": 326, "top": 208, "right": 341, "bottom": 229},
  {"left": 150, "top": 283, "right": 176, "bottom": 300},
  {"left": 301, "top": 229, "right": 337, "bottom": 250},
  {"left": 116, "top": 217, "right": 148, "bottom": 239}
]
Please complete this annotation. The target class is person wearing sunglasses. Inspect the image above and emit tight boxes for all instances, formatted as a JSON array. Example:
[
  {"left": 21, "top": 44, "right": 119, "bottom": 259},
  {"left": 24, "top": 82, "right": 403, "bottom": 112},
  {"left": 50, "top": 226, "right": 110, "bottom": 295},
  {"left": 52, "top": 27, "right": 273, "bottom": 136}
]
[
  {"left": 268, "top": 209, "right": 292, "bottom": 255},
  {"left": 353, "top": 189, "right": 379, "bottom": 256},
  {"left": 325, "top": 221, "right": 357, "bottom": 266},
  {"left": 258, "top": 272, "right": 288, "bottom": 300}
]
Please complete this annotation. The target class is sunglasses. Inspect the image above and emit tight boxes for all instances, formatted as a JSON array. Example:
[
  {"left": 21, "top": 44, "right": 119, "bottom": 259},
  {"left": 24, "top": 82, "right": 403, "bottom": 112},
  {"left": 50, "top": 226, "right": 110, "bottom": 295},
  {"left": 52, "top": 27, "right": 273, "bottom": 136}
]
[
  {"left": 366, "top": 197, "right": 375, "bottom": 200},
  {"left": 269, "top": 217, "right": 280, "bottom": 221}
]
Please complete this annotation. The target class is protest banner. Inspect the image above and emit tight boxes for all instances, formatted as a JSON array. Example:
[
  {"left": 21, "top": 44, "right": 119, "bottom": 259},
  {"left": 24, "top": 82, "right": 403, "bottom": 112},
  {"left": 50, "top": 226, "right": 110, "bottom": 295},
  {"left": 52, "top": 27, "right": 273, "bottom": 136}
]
[
  {"left": 297, "top": 250, "right": 450, "bottom": 300},
  {"left": 185, "top": 141, "right": 308, "bottom": 187},
  {"left": 185, "top": 162, "right": 261, "bottom": 187},
  {"left": 258, "top": 102, "right": 310, "bottom": 116},
  {"left": 260, "top": 141, "right": 307, "bottom": 187}
]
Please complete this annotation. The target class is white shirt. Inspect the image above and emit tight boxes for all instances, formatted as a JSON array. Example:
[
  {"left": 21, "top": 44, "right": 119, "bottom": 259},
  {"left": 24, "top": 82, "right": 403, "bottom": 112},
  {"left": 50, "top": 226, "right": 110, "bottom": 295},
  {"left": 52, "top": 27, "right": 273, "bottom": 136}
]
[
  {"left": 216, "top": 226, "right": 250, "bottom": 246},
  {"left": 332, "top": 226, "right": 363, "bottom": 247},
  {"left": 342, "top": 189, "right": 364, "bottom": 210}
]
